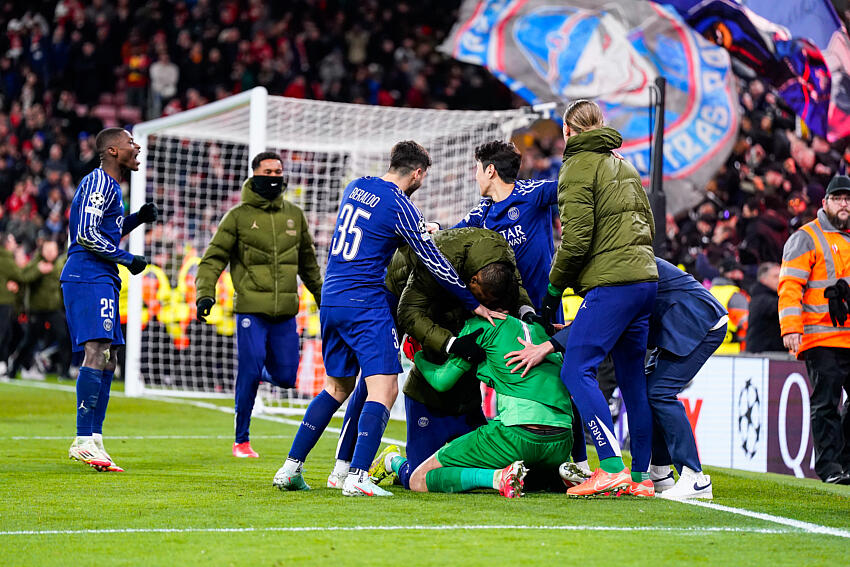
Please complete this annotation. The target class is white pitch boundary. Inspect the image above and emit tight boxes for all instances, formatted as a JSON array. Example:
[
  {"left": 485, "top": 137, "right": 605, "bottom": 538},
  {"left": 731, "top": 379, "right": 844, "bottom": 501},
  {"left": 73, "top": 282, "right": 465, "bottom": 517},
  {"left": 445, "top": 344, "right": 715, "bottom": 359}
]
[
  {"left": 674, "top": 499, "right": 850, "bottom": 539},
  {"left": 0, "top": 524, "right": 797, "bottom": 537},
  {"left": 0, "top": 380, "right": 407, "bottom": 447},
  {"left": 4, "top": 380, "right": 850, "bottom": 540}
]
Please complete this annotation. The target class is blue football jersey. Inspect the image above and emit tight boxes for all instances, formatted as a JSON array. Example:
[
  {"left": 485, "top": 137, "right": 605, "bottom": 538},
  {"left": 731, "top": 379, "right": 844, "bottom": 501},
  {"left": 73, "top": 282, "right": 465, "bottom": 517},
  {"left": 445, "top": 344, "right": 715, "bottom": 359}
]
[
  {"left": 323, "top": 176, "right": 478, "bottom": 310},
  {"left": 454, "top": 179, "right": 558, "bottom": 311},
  {"left": 61, "top": 168, "right": 136, "bottom": 287}
]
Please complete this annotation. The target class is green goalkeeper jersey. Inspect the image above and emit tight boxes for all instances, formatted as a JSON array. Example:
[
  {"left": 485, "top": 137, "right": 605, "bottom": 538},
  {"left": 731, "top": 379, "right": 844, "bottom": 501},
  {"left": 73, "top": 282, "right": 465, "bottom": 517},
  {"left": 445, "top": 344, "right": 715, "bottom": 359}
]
[{"left": 414, "top": 316, "right": 572, "bottom": 428}]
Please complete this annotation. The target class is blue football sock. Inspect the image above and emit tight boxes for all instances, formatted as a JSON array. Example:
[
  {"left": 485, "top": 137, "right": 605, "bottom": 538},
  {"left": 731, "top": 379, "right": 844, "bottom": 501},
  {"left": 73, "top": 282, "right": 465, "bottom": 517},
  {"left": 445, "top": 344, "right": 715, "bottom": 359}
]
[
  {"left": 75, "top": 367, "right": 102, "bottom": 437},
  {"left": 288, "top": 390, "right": 341, "bottom": 462},
  {"left": 336, "top": 379, "right": 367, "bottom": 462},
  {"left": 350, "top": 401, "right": 390, "bottom": 472},
  {"left": 394, "top": 457, "right": 412, "bottom": 490},
  {"left": 92, "top": 370, "right": 114, "bottom": 435}
]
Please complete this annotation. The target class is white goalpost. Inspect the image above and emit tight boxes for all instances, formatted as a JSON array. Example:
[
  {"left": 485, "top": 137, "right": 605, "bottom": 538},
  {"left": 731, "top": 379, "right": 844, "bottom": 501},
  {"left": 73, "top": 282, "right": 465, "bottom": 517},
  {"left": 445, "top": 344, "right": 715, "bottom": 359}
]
[{"left": 124, "top": 87, "right": 540, "bottom": 414}]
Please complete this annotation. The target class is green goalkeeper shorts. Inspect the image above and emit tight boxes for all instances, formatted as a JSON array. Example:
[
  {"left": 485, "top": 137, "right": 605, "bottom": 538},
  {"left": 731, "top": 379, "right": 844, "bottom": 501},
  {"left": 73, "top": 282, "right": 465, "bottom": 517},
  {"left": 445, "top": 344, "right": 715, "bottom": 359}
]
[{"left": 436, "top": 420, "right": 573, "bottom": 470}]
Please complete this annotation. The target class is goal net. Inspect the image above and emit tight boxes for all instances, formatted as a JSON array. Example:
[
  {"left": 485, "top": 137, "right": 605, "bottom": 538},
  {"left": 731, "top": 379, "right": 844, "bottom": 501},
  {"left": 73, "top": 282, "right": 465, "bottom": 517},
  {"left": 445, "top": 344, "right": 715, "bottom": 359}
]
[{"left": 125, "top": 88, "right": 536, "bottom": 415}]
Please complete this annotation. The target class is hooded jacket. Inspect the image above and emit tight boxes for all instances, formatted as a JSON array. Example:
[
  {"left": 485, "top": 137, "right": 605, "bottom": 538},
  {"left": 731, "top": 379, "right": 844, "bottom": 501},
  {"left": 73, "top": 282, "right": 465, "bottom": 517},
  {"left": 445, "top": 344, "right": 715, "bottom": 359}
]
[
  {"left": 549, "top": 127, "right": 657, "bottom": 294},
  {"left": 196, "top": 178, "right": 322, "bottom": 317},
  {"left": 392, "top": 227, "right": 533, "bottom": 415}
]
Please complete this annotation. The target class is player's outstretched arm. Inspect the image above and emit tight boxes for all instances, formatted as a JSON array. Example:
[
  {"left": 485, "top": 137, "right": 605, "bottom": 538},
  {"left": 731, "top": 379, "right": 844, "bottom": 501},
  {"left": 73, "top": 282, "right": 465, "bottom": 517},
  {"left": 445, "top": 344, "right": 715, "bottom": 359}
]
[
  {"left": 412, "top": 350, "right": 469, "bottom": 392},
  {"left": 196, "top": 210, "right": 238, "bottom": 302},
  {"left": 122, "top": 202, "right": 158, "bottom": 236},
  {"left": 393, "top": 197, "right": 480, "bottom": 312}
]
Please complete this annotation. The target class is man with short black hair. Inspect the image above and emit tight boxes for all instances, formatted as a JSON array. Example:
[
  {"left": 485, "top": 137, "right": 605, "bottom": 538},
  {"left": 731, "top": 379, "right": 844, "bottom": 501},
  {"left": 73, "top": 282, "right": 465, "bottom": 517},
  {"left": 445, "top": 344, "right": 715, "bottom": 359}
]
[
  {"left": 196, "top": 151, "right": 322, "bottom": 458},
  {"left": 274, "top": 141, "right": 503, "bottom": 497},
  {"left": 61, "top": 127, "right": 158, "bottom": 472},
  {"left": 455, "top": 141, "right": 559, "bottom": 317}
]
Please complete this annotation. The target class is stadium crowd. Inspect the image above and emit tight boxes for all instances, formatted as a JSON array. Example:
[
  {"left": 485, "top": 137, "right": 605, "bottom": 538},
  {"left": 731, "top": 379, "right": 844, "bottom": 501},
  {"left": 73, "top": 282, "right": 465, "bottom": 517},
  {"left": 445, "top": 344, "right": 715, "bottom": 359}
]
[{"left": 1, "top": 0, "right": 848, "bottom": 379}]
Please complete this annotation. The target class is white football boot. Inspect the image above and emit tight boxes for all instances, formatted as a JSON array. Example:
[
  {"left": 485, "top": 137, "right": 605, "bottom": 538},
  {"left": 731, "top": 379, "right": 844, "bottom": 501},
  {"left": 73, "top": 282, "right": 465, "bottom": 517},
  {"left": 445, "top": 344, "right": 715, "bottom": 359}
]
[
  {"left": 327, "top": 460, "right": 350, "bottom": 489},
  {"left": 342, "top": 469, "right": 393, "bottom": 497},
  {"left": 558, "top": 461, "right": 592, "bottom": 488},
  {"left": 91, "top": 433, "right": 124, "bottom": 472},
  {"left": 273, "top": 459, "right": 311, "bottom": 491},
  {"left": 68, "top": 437, "right": 111, "bottom": 468}
]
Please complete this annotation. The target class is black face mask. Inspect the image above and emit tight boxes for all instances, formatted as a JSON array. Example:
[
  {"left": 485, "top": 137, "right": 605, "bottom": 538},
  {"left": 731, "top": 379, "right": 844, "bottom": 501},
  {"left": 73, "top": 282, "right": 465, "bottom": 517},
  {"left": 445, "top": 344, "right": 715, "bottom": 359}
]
[{"left": 251, "top": 176, "right": 286, "bottom": 200}]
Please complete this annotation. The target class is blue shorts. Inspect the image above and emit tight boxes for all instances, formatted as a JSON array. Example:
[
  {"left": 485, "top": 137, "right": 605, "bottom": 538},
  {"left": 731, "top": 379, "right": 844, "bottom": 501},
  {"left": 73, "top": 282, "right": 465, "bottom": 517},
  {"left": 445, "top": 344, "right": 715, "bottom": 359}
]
[
  {"left": 404, "top": 395, "right": 488, "bottom": 471},
  {"left": 62, "top": 282, "right": 124, "bottom": 353},
  {"left": 62, "top": 282, "right": 124, "bottom": 352},
  {"left": 320, "top": 304, "right": 402, "bottom": 378}
]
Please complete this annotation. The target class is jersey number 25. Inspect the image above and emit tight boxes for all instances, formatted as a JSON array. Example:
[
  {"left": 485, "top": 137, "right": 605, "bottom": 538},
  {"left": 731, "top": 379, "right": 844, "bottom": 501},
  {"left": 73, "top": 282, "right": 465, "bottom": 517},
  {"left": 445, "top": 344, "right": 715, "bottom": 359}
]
[{"left": 331, "top": 203, "right": 371, "bottom": 261}]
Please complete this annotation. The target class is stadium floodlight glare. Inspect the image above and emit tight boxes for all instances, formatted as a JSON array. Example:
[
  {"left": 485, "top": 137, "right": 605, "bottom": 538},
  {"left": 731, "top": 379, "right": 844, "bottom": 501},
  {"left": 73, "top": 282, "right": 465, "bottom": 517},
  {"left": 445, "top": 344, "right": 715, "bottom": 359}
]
[{"left": 125, "top": 87, "right": 535, "bottom": 414}]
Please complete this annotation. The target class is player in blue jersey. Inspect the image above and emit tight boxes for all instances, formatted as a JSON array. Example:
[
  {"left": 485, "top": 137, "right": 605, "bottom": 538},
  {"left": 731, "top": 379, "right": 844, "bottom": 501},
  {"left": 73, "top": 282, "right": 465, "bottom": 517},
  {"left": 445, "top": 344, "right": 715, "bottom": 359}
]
[
  {"left": 274, "top": 140, "right": 503, "bottom": 496},
  {"left": 454, "top": 141, "right": 560, "bottom": 321},
  {"left": 453, "top": 140, "right": 591, "bottom": 477},
  {"left": 61, "top": 128, "right": 158, "bottom": 472}
]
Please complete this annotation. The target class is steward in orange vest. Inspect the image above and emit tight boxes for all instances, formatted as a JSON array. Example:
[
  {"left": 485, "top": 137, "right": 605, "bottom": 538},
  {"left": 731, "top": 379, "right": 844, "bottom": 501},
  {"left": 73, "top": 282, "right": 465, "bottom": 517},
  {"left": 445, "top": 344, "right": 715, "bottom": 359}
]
[{"left": 779, "top": 175, "right": 850, "bottom": 484}]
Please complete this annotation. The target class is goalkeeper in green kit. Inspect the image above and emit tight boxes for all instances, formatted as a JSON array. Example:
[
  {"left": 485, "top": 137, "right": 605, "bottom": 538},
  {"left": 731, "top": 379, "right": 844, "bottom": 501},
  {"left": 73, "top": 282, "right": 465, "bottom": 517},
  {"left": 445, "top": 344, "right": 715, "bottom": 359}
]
[{"left": 379, "top": 262, "right": 574, "bottom": 498}]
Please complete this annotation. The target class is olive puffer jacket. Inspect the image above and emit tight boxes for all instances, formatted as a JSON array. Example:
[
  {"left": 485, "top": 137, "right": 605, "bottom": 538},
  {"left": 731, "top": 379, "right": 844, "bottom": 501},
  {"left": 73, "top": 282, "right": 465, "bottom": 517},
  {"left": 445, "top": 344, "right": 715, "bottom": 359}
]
[
  {"left": 196, "top": 178, "right": 322, "bottom": 317},
  {"left": 550, "top": 126, "right": 657, "bottom": 294}
]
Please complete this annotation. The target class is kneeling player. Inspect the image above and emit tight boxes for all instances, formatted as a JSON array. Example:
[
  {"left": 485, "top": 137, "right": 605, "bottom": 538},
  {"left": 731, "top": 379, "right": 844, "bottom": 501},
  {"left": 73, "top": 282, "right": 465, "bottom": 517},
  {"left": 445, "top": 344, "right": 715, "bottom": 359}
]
[{"left": 376, "top": 263, "right": 574, "bottom": 498}]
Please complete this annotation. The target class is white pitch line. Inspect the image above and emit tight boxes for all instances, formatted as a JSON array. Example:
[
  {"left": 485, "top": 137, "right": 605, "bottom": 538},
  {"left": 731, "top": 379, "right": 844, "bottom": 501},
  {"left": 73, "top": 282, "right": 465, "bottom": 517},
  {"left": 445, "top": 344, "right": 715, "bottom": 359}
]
[
  {"left": 0, "top": 524, "right": 798, "bottom": 537},
  {"left": 0, "top": 379, "right": 408, "bottom": 447},
  {"left": 2, "top": 435, "right": 292, "bottom": 441},
  {"left": 675, "top": 499, "right": 850, "bottom": 539}
]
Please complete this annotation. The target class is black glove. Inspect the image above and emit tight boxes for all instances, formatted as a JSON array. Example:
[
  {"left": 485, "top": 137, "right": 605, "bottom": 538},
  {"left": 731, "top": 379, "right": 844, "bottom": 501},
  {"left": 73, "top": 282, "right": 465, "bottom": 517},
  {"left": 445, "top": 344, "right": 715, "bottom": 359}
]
[
  {"left": 138, "top": 202, "right": 159, "bottom": 223},
  {"left": 824, "top": 280, "right": 850, "bottom": 327},
  {"left": 447, "top": 328, "right": 485, "bottom": 363},
  {"left": 196, "top": 297, "right": 215, "bottom": 322},
  {"left": 539, "top": 290, "right": 562, "bottom": 326},
  {"left": 128, "top": 255, "right": 147, "bottom": 275},
  {"left": 521, "top": 311, "right": 555, "bottom": 336}
]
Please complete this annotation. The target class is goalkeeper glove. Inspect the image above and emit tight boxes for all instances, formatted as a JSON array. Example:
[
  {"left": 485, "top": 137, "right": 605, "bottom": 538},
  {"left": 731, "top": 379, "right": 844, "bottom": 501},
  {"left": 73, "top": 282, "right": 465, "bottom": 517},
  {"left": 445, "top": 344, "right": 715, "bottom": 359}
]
[
  {"left": 446, "top": 328, "right": 485, "bottom": 363},
  {"left": 539, "top": 283, "right": 563, "bottom": 325},
  {"left": 196, "top": 297, "right": 215, "bottom": 322},
  {"left": 824, "top": 280, "right": 850, "bottom": 327},
  {"left": 128, "top": 255, "right": 148, "bottom": 275},
  {"left": 137, "top": 202, "right": 159, "bottom": 223},
  {"left": 521, "top": 310, "right": 555, "bottom": 337}
]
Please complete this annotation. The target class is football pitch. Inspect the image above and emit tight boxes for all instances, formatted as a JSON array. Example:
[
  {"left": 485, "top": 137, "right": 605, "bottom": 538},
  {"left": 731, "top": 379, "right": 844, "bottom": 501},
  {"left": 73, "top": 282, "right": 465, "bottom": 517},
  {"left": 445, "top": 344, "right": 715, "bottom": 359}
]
[{"left": 2, "top": 380, "right": 848, "bottom": 567}]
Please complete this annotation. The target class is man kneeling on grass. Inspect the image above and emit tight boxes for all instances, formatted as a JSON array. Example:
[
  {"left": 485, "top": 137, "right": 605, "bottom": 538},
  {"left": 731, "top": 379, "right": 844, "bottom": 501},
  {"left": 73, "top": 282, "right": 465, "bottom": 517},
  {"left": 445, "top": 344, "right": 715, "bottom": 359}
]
[{"left": 378, "top": 262, "right": 574, "bottom": 498}]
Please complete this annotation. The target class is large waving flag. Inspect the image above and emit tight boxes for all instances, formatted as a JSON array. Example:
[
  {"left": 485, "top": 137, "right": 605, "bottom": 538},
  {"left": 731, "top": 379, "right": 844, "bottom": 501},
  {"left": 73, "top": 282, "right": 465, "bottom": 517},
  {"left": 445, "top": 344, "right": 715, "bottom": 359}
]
[
  {"left": 440, "top": 0, "right": 741, "bottom": 215},
  {"left": 660, "top": 0, "right": 831, "bottom": 138},
  {"left": 741, "top": 0, "right": 850, "bottom": 141}
]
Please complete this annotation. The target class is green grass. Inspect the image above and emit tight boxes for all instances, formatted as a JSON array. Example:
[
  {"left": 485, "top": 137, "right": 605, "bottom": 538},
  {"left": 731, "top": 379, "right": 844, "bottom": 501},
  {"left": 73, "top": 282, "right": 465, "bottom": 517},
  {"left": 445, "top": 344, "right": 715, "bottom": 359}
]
[{"left": 1, "top": 380, "right": 848, "bottom": 566}]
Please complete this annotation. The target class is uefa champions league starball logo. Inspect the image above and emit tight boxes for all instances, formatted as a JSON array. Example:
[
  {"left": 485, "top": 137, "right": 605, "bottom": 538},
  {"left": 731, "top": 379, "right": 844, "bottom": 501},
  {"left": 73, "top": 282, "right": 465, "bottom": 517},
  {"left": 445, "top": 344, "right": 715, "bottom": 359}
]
[{"left": 737, "top": 378, "right": 762, "bottom": 459}]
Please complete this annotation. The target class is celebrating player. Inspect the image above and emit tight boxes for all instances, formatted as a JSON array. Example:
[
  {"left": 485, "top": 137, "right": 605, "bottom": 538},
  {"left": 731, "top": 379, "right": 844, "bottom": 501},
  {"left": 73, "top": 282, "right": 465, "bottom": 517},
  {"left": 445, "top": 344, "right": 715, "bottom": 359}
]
[
  {"left": 195, "top": 151, "right": 323, "bottom": 458},
  {"left": 61, "top": 128, "right": 158, "bottom": 472},
  {"left": 454, "top": 140, "right": 560, "bottom": 320},
  {"left": 376, "top": 262, "right": 574, "bottom": 498},
  {"left": 273, "top": 141, "right": 503, "bottom": 496}
]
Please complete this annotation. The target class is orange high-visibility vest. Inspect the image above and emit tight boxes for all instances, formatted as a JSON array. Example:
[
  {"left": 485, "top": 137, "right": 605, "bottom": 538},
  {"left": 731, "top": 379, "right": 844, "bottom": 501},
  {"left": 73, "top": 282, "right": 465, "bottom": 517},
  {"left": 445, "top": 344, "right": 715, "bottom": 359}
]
[{"left": 778, "top": 211, "right": 850, "bottom": 358}]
